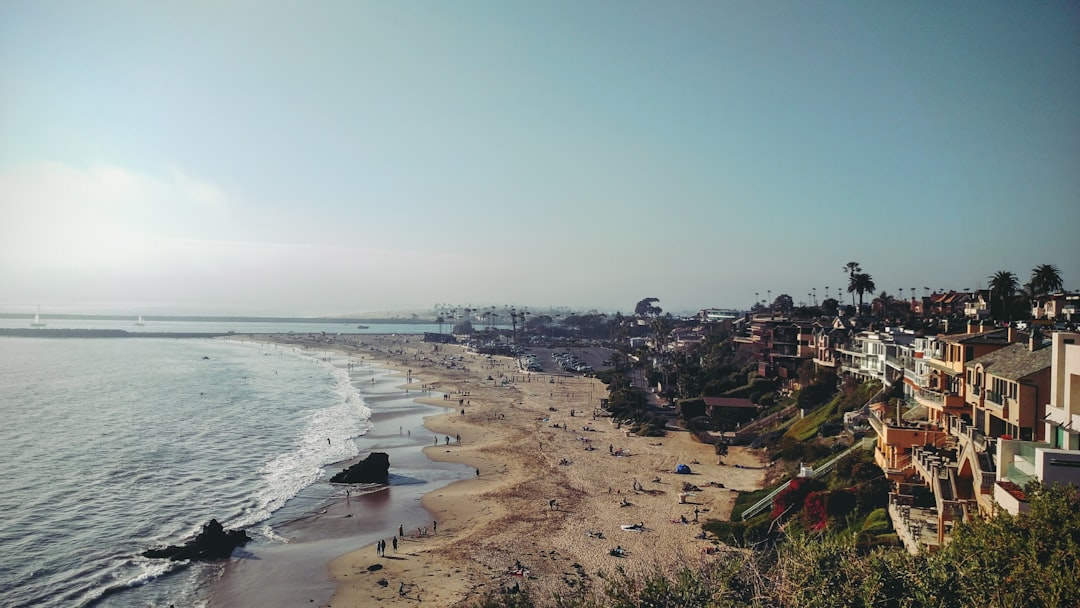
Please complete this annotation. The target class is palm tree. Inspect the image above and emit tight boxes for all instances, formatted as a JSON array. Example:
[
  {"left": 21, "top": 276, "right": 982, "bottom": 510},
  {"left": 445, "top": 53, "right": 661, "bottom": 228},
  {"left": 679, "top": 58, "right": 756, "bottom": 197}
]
[
  {"left": 988, "top": 270, "right": 1019, "bottom": 321},
  {"left": 848, "top": 273, "right": 876, "bottom": 313},
  {"left": 1030, "top": 264, "right": 1064, "bottom": 296},
  {"left": 843, "top": 262, "right": 862, "bottom": 307}
]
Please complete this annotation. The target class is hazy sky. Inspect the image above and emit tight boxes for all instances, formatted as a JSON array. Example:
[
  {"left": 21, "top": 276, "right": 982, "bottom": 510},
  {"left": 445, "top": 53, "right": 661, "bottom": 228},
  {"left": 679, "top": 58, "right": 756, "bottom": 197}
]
[{"left": 2, "top": 2, "right": 1078, "bottom": 316}]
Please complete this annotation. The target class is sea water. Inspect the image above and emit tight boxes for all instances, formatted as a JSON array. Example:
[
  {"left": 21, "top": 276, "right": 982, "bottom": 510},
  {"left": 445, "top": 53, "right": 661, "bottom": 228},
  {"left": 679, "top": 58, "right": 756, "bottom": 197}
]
[{"left": 0, "top": 335, "right": 377, "bottom": 607}]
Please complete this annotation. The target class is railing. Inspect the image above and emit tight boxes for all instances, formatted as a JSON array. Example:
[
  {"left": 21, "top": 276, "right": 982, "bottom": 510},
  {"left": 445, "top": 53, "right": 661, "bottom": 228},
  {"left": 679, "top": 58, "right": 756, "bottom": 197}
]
[
  {"left": 875, "top": 445, "right": 913, "bottom": 476},
  {"left": 868, "top": 409, "right": 884, "bottom": 435},
  {"left": 741, "top": 437, "right": 873, "bottom": 520}
]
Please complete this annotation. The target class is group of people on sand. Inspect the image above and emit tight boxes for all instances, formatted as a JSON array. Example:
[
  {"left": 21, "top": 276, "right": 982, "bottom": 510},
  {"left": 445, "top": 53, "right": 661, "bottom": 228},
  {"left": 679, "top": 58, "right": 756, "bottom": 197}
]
[{"left": 377, "top": 520, "right": 439, "bottom": 557}]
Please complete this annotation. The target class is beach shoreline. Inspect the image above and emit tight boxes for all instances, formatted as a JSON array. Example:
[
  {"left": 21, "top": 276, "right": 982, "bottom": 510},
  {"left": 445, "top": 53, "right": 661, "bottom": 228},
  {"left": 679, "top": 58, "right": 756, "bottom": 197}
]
[
  {"left": 211, "top": 333, "right": 774, "bottom": 607},
  {"left": 208, "top": 335, "right": 473, "bottom": 608},
  {"left": 266, "top": 335, "right": 774, "bottom": 607}
]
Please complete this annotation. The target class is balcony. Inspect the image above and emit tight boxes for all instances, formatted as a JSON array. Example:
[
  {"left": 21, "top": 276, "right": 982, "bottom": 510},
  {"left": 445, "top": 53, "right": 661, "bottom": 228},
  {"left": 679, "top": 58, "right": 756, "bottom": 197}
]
[
  {"left": 915, "top": 387, "right": 965, "bottom": 410},
  {"left": 995, "top": 481, "right": 1030, "bottom": 515},
  {"left": 868, "top": 409, "right": 884, "bottom": 435},
  {"left": 1044, "top": 402, "right": 1080, "bottom": 432},
  {"left": 874, "top": 445, "right": 912, "bottom": 478},
  {"left": 888, "top": 492, "right": 955, "bottom": 554},
  {"left": 1000, "top": 441, "right": 1038, "bottom": 488},
  {"left": 912, "top": 445, "right": 957, "bottom": 489}
]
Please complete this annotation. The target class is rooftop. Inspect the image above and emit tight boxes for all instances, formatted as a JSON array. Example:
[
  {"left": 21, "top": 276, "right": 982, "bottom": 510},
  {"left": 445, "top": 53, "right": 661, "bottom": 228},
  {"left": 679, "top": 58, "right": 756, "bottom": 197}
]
[{"left": 967, "top": 341, "right": 1052, "bottom": 381}]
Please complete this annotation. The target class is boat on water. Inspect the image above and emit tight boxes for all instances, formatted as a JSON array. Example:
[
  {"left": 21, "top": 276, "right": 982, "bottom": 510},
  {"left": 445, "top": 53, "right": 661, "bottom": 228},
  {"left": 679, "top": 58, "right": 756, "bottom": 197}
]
[
  {"left": 30, "top": 307, "right": 46, "bottom": 328},
  {"left": 135, "top": 315, "right": 146, "bottom": 327},
  {"left": 356, "top": 324, "right": 369, "bottom": 329}
]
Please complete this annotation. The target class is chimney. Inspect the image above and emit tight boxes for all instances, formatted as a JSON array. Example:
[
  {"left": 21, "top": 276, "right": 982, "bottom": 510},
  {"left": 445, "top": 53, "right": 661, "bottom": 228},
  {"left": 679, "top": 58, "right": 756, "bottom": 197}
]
[
  {"left": 1007, "top": 325, "right": 1017, "bottom": 343},
  {"left": 967, "top": 321, "right": 975, "bottom": 334},
  {"left": 1030, "top": 330, "right": 1042, "bottom": 352}
]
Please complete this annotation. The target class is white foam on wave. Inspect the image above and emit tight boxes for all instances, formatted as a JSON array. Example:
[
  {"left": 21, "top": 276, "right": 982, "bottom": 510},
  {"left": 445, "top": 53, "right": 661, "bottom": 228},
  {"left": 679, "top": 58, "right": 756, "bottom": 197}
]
[
  {"left": 79, "top": 555, "right": 179, "bottom": 606},
  {"left": 232, "top": 344, "right": 373, "bottom": 528},
  {"left": 257, "top": 522, "right": 290, "bottom": 544}
]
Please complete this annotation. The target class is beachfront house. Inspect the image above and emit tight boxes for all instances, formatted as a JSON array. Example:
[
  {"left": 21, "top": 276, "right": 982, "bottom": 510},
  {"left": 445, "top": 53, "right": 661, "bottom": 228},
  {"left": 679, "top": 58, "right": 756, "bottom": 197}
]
[
  {"left": 871, "top": 329, "right": 1080, "bottom": 552},
  {"left": 910, "top": 325, "right": 1017, "bottom": 429},
  {"left": 811, "top": 318, "right": 853, "bottom": 373},
  {"left": 964, "top": 334, "right": 1052, "bottom": 443},
  {"left": 963, "top": 290, "right": 992, "bottom": 320},
  {"left": 1032, "top": 292, "right": 1080, "bottom": 323},
  {"left": 836, "top": 328, "right": 914, "bottom": 388},
  {"left": 992, "top": 331, "right": 1080, "bottom": 516},
  {"left": 1045, "top": 331, "right": 1080, "bottom": 451}
]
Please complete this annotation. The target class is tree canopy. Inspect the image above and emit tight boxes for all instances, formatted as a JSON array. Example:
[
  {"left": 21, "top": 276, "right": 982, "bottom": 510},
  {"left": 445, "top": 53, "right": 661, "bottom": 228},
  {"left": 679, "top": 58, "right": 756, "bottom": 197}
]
[
  {"left": 771, "top": 294, "right": 794, "bottom": 313},
  {"left": 634, "top": 297, "right": 662, "bottom": 317},
  {"left": 1030, "top": 263, "right": 1064, "bottom": 296}
]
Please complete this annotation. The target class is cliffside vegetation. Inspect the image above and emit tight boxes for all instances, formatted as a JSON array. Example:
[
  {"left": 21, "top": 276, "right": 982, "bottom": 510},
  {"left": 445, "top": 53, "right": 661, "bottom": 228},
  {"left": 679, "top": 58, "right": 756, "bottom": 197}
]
[{"left": 473, "top": 483, "right": 1080, "bottom": 608}]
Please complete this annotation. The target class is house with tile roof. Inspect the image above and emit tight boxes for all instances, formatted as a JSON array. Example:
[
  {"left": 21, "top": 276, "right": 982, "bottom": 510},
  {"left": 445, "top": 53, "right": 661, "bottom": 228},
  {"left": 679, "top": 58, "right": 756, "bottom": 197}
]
[
  {"left": 912, "top": 324, "right": 1018, "bottom": 429},
  {"left": 990, "top": 331, "right": 1080, "bottom": 516},
  {"left": 965, "top": 334, "right": 1053, "bottom": 442}
]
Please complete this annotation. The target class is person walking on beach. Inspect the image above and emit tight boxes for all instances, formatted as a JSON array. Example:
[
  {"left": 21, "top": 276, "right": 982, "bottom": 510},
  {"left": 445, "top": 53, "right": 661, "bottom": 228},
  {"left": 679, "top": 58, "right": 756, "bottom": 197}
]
[
  {"left": 392, "top": 536, "right": 398, "bottom": 551},
  {"left": 399, "top": 524, "right": 404, "bottom": 537},
  {"left": 433, "top": 520, "right": 437, "bottom": 534}
]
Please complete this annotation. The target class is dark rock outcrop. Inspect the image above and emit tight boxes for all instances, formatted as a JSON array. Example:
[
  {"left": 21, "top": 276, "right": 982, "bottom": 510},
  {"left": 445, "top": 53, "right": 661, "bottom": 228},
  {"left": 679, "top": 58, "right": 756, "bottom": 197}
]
[
  {"left": 330, "top": 452, "right": 390, "bottom": 484},
  {"left": 142, "top": 518, "right": 250, "bottom": 561}
]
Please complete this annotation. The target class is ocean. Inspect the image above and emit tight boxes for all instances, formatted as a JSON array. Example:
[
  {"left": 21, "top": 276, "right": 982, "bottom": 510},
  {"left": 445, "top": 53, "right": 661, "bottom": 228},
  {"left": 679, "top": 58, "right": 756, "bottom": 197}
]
[{"left": 0, "top": 325, "right": 465, "bottom": 608}]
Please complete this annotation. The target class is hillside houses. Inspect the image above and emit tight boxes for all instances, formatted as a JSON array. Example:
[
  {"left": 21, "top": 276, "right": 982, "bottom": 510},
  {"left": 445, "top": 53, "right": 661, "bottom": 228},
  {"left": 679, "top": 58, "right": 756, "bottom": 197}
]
[
  {"left": 719, "top": 310, "right": 1078, "bottom": 553},
  {"left": 732, "top": 314, "right": 816, "bottom": 381},
  {"left": 866, "top": 330, "right": 1080, "bottom": 553},
  {"left": 627, "top": 293, "right": 1077, "bottom": 556}
]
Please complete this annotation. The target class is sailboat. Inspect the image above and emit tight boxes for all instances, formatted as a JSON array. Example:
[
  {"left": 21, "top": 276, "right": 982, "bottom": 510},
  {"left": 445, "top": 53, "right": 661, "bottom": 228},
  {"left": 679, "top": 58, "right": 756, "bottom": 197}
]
[
  {"left": 135, "top": 315, "right": 146, "bottom": 327},
  {"left": 30, "top": 306, "right": 46, "bottom": 328}
]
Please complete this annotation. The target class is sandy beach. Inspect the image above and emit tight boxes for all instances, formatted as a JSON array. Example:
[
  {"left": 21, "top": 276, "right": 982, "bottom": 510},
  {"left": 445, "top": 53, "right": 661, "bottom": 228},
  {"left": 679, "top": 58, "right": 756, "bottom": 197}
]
[{"left": 243, "top": 334, "right": 774, "bottom": 607}]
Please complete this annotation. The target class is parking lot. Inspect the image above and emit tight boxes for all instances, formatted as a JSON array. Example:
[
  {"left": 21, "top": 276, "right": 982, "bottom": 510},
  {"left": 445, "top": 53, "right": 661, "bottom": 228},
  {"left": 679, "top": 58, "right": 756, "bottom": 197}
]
[{"left": 516, "top": 345, "right": 618, "bottom": 376}]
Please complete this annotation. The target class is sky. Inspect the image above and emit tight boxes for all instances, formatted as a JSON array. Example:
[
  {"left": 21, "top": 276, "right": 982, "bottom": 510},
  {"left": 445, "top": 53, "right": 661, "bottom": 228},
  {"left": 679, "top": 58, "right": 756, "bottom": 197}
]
[{"left": 2, "top": 2, "right": 1078, "bottom": 316}]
